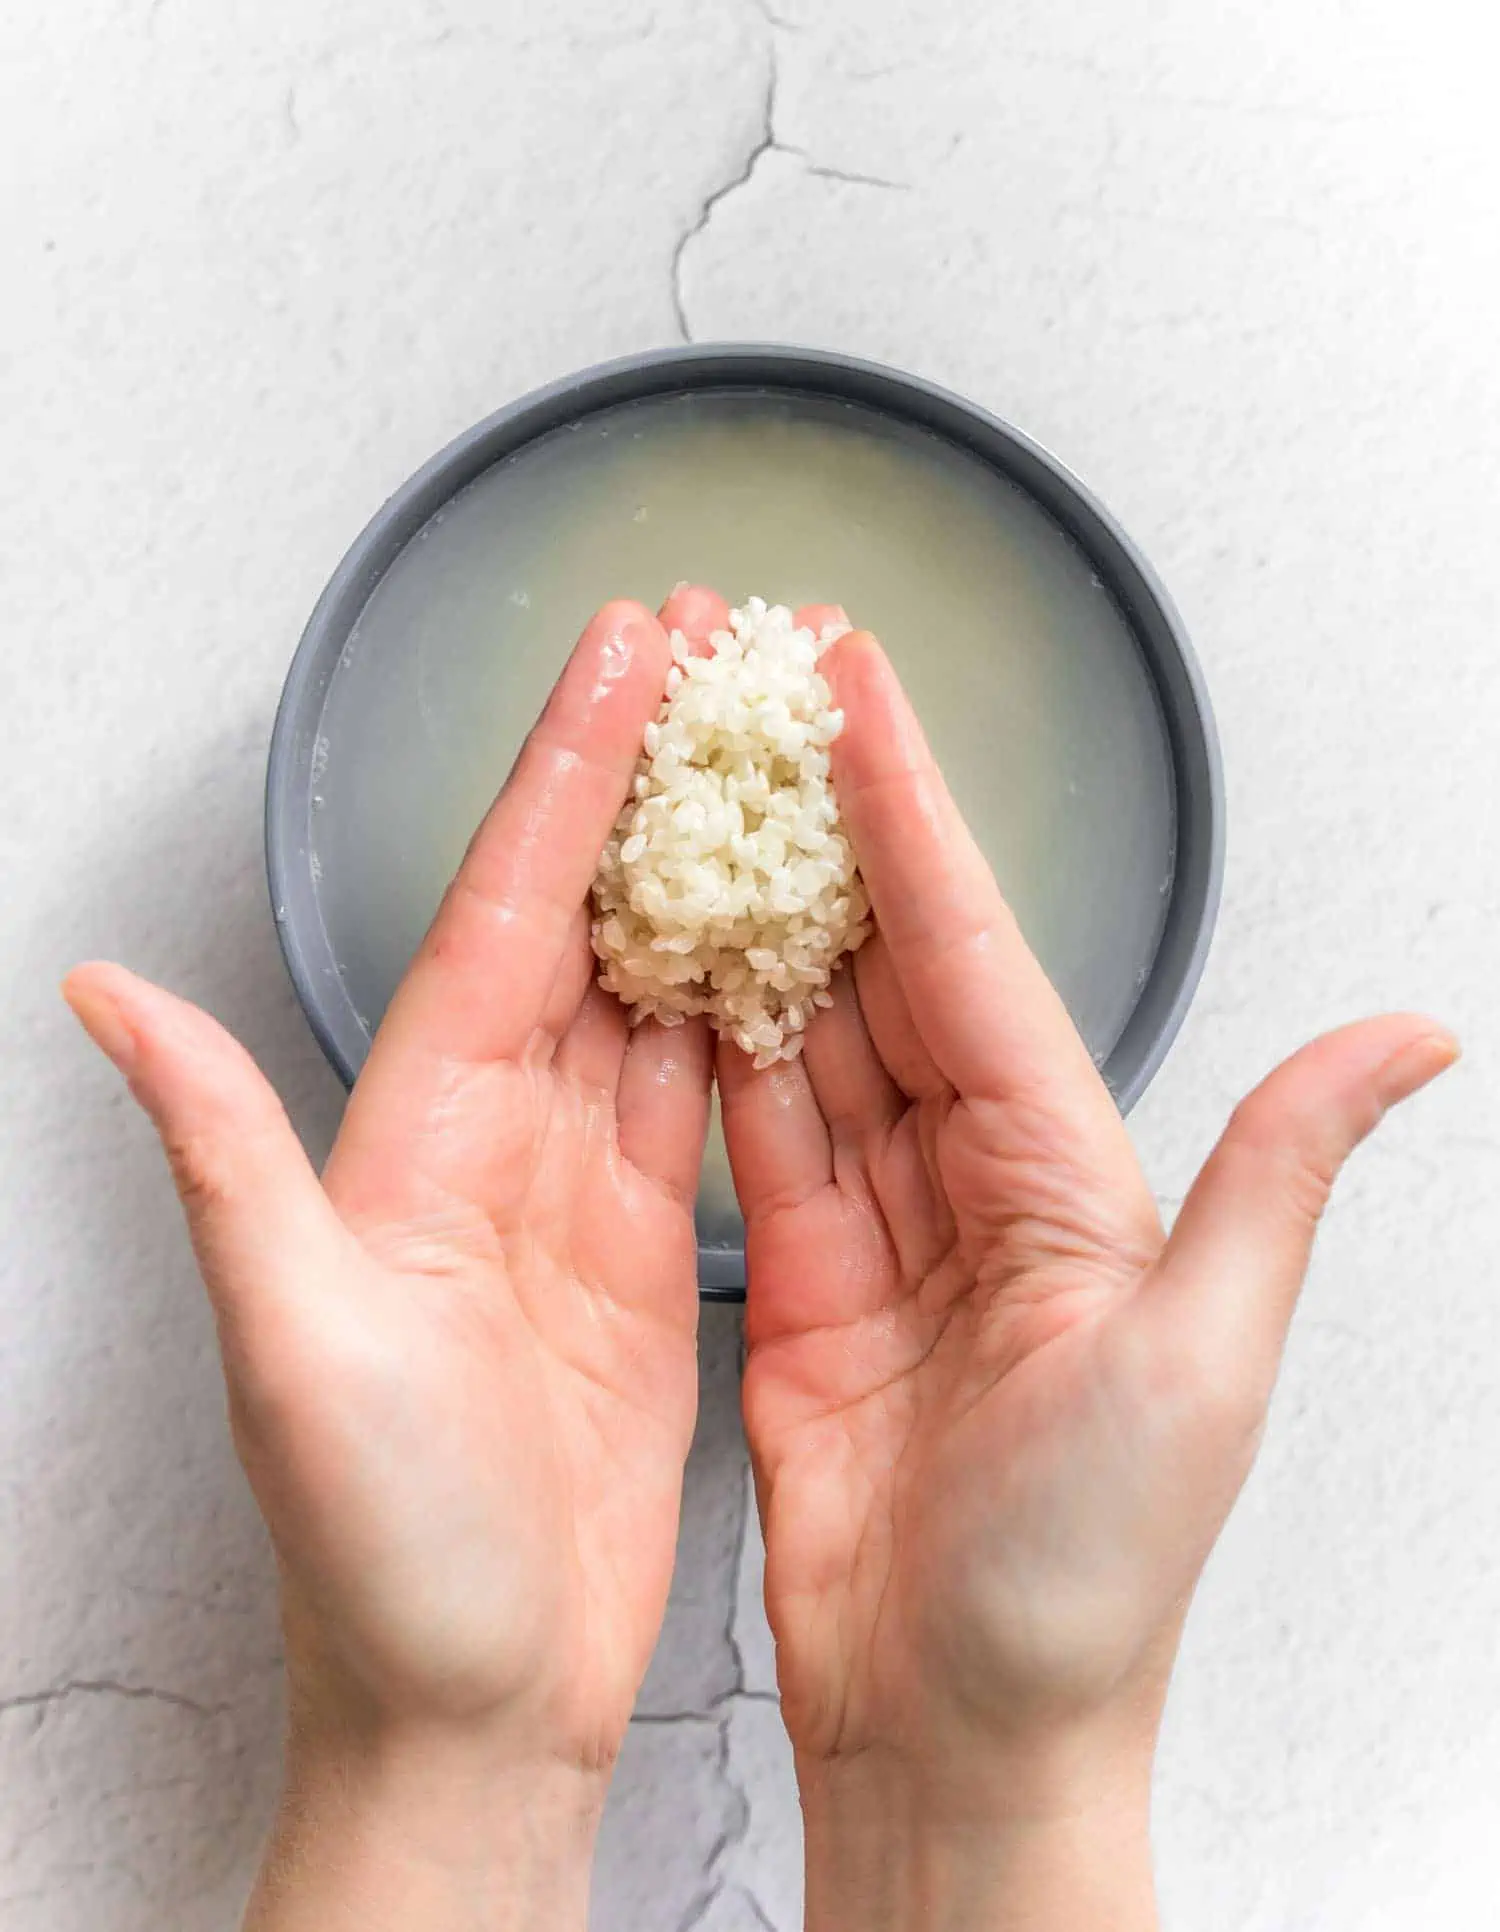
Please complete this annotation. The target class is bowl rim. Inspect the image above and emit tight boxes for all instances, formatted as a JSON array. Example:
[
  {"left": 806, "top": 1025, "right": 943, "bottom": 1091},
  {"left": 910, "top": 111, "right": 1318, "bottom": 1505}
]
[{"left": 267, "top": 343, "right": 1225, "bottom": 1300}]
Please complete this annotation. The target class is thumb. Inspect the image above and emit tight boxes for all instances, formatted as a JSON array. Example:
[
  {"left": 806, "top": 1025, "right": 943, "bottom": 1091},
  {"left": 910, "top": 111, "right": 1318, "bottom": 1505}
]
[
  {"left": 1151, "top": 1015, "right": 1459, "bottom": 1382},
  {"left": 63, "top": 963, "right": 350, "bottom": 1343}
]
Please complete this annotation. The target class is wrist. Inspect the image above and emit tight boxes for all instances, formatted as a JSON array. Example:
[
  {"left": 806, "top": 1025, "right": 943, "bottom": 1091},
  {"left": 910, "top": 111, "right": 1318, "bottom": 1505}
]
[
  {"left": 246, "top": 1696, "right": 606, "bottom": 1932},
  {"left": 799, "top": 1735, "right": 1157, "bottom": 1932}
]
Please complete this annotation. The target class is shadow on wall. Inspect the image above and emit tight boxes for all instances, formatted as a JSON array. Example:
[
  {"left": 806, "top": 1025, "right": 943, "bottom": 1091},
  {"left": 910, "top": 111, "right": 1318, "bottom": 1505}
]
[{"left": 6, "top": 715, "right": 755, "bottom": 1931}]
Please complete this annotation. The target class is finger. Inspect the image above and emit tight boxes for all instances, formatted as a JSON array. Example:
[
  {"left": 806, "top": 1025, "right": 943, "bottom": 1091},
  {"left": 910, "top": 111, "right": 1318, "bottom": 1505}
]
[
  {"left": 62, "top": 964, "right": 352, "bottom": 1347},
  {"left": 826, "top": 629, "right": 1123, "bottom": 1136},
  {"left": 795, "top": 602, "right": 849, "bottom": 637},
  {"left": 549, "top": 595, "right": 723, "bottom": 1073},
  {"left": 851, "top": 933, "right": 947, "bottom": 1104},
  {"left": 537, "top": 905, "right": 598, "bottom": 1042},
  {"left": 618, "top": 1016, "right": 715, "bottom": 1208},
  {"left": 801, "top": 962, "right": 904, "bottom": 1152},
  {"left": 553, "top": 979, "right": 630, "bottom": 1100},
  {"left": 716, "top": 1038, "right": 833, "bottom": 1224},
  {"left": 659, "top": 583, "right": 730, "bottom": 651},
  {"left": 1148, "top": 1016, "right": 1459, "bottom": 1389},
  {"left": 803, "top": 963, "right": 957, "bottom": 1288},
  {"left": 367, "top": 600, "right": 671, "bottom": 1078}
]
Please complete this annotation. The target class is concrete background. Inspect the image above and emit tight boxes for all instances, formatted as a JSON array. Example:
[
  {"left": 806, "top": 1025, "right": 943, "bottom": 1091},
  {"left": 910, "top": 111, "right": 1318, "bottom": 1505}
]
[{"left": 2, "top": 0, "right": 1497, "bottom": 1925}]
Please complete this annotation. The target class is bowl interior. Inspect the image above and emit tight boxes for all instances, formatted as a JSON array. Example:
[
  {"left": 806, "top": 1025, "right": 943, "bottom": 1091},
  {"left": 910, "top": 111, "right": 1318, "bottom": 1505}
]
[{"left": 268, "top": 349, "right": 1223, "bottom": 1299}]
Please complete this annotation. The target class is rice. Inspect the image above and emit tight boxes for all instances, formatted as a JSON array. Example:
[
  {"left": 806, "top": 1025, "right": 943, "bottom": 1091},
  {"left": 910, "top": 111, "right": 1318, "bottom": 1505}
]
[{"left": 591, "top": 597, "right": 871, "bottom": 1069}]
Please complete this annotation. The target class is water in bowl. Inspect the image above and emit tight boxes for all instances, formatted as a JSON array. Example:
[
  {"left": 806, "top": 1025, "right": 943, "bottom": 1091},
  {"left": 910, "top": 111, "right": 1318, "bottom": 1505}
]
[{"left": 309, "top": 388, "right": 1175, "bottom": 1250}]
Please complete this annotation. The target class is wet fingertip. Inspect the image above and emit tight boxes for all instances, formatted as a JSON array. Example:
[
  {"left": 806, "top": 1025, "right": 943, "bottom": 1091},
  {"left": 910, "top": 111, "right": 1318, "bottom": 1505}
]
[
  {"left": 825, "top": 634, "right": 931, "bottom": 788},
  {"left": 583, "top": 598, "right": 661, "bottom": 657},
  {"left": 824, "top": 625, "right": 879, "bottom": 658},
  {"left": 658, "top": 584, "right": 730, "bottom": 649},
  {"left": 822, "top": 628, "right": 890, "bottom": 703},
  {"left": 572, "top": 599, "right": 673, "bottom": 707},
  {"left": 795, "top": 601, "right": 850, "bottom": 636}
]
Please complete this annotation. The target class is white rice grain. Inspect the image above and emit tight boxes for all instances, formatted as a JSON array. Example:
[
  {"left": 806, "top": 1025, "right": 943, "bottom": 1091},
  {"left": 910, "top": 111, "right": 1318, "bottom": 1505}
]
[{"left": 591, "top": 598, "right": 870, "bottom": 1063}]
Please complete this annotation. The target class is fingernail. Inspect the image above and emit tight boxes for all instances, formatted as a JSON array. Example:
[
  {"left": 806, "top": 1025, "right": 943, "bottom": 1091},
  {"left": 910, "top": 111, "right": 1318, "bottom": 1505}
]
[
  {"left": 62, "top": 978, "right": 138, "bottom": 1072},
  {"left": 1379, "top": 1028, "right": 1460, "bottom": 1101}
]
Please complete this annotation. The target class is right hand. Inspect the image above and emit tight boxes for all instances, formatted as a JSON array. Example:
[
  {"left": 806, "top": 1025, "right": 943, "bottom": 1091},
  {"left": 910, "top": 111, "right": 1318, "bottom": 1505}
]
[
  {"left": 719, "top": 615, "right": 1456, "bottom": 1918},
  {"left": 64, "top": 593, "right": 725, "bottom": 1929}
]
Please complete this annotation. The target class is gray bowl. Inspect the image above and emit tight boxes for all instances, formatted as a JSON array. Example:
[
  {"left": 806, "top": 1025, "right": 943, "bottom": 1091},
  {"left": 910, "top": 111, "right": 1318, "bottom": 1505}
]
[{"left": 267, "top": 344, "right": 1224, "bottom": 1301}]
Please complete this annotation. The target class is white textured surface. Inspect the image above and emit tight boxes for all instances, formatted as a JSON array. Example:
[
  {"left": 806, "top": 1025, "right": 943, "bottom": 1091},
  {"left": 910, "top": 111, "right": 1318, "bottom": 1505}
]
[{"left": 2, "top": 1, "right": 1497, "bottom": 1926}]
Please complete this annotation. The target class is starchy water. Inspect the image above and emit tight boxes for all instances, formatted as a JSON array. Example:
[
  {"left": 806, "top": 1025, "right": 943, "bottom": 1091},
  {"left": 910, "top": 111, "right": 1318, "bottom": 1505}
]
[{"left": 310, "top": 389, "right": 1176, "bottom": 1247}]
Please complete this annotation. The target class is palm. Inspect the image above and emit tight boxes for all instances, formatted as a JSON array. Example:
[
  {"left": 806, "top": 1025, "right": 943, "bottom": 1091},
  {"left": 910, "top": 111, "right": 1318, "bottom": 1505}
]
[
  {"left": 283, "top": 1019, "right": 706, "bottom": 1758},
  {"left": 729, "top": 923, "right": 1187, "bottom": 1753}
]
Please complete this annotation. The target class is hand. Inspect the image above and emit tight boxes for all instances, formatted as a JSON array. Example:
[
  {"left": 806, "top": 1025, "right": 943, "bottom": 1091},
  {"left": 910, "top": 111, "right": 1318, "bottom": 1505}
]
[
  {"left": 718, "top": 613, "right": 1457, "bottom": 1929},
  {"left": 63, "top": 594, "right": 720, "bottom": 1931}
]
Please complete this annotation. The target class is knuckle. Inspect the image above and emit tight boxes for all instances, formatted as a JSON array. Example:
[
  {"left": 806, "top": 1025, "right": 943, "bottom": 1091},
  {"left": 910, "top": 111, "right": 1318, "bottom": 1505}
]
[{"left": 1222, "top": 1098, "right": 1339, "bottom": 1226}]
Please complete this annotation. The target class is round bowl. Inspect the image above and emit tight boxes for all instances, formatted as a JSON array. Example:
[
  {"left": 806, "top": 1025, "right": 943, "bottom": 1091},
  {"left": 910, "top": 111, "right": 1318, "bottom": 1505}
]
[{"left": 267, "top": 344, "right": 1224, "bottom": 1301}]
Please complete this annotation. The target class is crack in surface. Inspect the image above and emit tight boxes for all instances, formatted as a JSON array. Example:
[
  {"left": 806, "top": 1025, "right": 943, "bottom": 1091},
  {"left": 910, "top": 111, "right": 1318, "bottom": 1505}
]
[
  {"left": 699, "top": 1357, "right": 786, "bottom": 1930},
  {"left": 632, "top": 1686, "right": 779, "bottom": 1726},
  {"left": 677, "top": 1334, "right": 778, "bottom": 1928},
  {"left": 638, "top": 1327, "right": 781, "bottom": 1927},
  {"left": 803, "top": 160, "right": 910, "bottom": 191},
  {"left": 748, "top": 0, "right": 803, "bottom": 29},
  {"left": 670, "top": 37, "right": 778, "bottom": 341},
  {"left": 724, "top": 1430, "right": 753, "bottom": 1694},
  {"left": 674, "top": 1679, "right": 743, "bottom": 1932},
  {"left": 669, "top": 9, "right": 908, "bottom": 340},
  {"left": 673, "top": 1840, "right": 733, "bottom": 1932},
  {"left": 0, "top": 1678, "right": 224, "bottom": 1721},
  {"left": 739, "top": 1886, "right": 779, "bottom": 1932}
]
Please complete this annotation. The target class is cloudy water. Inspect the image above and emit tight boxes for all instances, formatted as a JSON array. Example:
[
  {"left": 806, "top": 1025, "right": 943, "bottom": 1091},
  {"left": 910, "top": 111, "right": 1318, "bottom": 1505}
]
[{"left": 309, "top": 389, "right": 1176, "bottom": 1247}]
